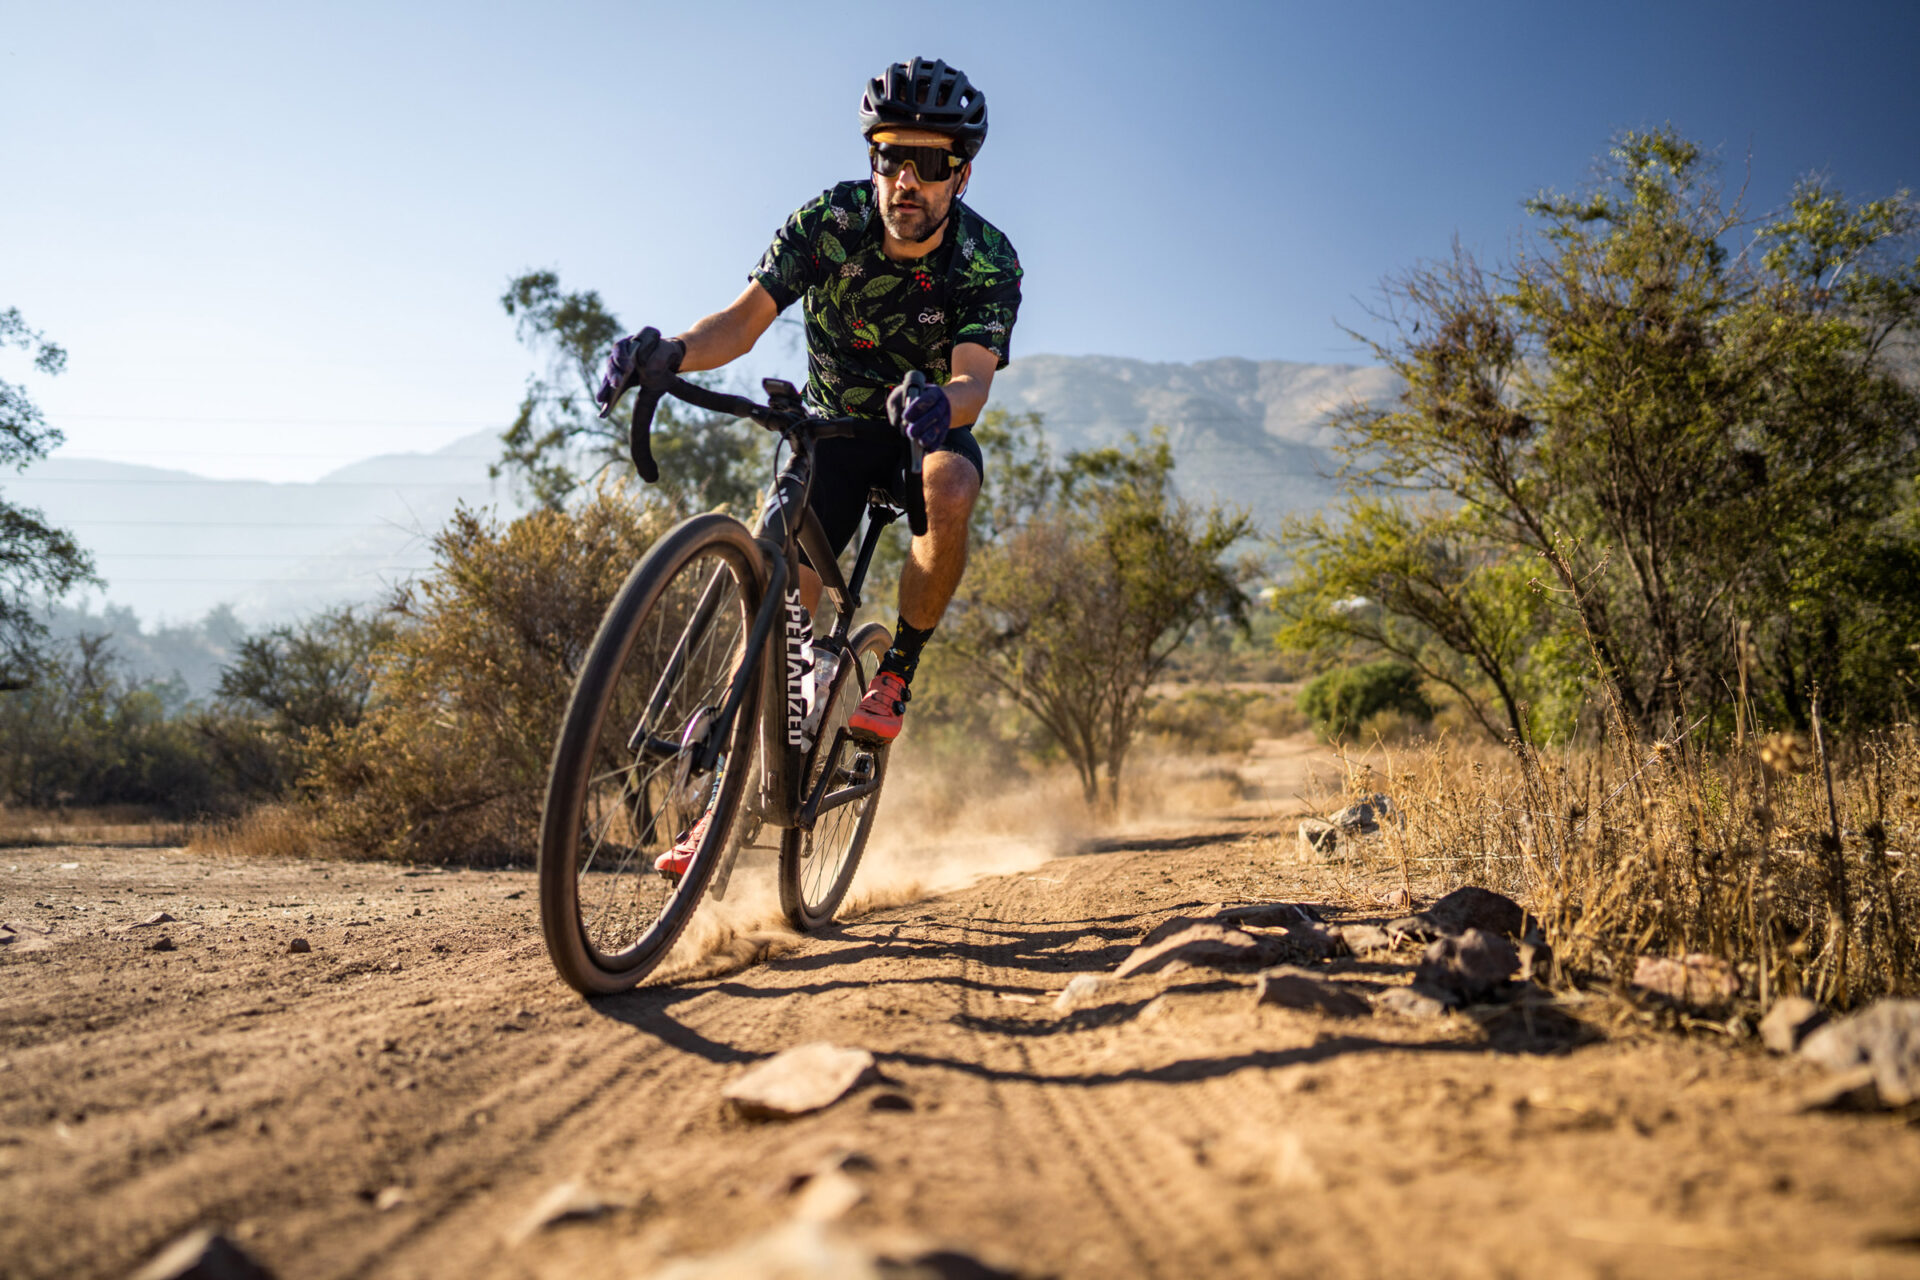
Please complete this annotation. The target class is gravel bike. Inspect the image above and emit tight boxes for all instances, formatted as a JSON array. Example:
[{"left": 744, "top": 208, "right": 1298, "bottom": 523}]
[{"left": 537, "top": 367, "right": 928, "bottom": 995}]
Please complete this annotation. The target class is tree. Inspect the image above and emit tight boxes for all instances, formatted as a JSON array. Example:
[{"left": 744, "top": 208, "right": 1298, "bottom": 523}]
[
  {"left": 1278, "top": 130, "right": 1920, "bottom": 741},
  {"left": 497, "top": 270, "right": 763, "bottom": 514},
  {"left": 1, "top": 308, "right": 94, "bottom": 685},
  {"left": 942, "top": 413, "right": 1256, "bottom": 808}
]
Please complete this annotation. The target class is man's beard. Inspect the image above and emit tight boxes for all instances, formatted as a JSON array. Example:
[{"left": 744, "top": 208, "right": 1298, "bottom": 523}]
[{"left": 879, "top": 190, "right": 952, "bottom": 244}]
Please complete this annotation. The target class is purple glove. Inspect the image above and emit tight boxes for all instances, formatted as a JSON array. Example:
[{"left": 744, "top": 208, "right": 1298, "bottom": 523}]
[
  {"left": 886, "top": 378, "right": 951, "bottom": 450},
  {"left": 596, "top": 327, "right": 684, "bottom": 410}
]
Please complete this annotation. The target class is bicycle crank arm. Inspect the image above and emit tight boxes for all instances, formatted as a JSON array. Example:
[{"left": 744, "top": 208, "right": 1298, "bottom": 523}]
[{"left": 796, "top": 730, "right": 883, "bottom": 829}]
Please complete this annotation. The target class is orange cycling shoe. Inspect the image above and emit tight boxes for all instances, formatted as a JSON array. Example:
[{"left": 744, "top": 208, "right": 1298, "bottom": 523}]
[
  {"left": 654, "top": 808, "right": 713, "bottom": 878},
  {"left": 847, "top": 670, "right": 910, "bottom": 744}
]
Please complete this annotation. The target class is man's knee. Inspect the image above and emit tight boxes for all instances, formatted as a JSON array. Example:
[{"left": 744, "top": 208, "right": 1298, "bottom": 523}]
[{"left": 922, "top": 452, "right": 980, "bottom": 532}]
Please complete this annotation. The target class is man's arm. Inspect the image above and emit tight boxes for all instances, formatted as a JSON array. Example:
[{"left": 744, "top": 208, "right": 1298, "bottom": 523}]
[
  {"left": 944, "top": 342, "right": 999, "bottom": 427},
  {"left": 674, "top": 283, "right": 780, "bottom": 372}
]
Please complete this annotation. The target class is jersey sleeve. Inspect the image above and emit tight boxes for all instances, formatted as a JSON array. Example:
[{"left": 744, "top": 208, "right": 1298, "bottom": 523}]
[
  {"left": 950, "top": 223, "right": 1023, "bottom": 369},
  {"left": 750, "top": 187, "right": 856, "bottom": 312}
]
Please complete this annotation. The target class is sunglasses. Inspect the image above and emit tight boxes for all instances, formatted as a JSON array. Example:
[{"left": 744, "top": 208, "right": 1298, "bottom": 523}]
[{"left": 869, "top": 143, "right": 966, "bottom": 183}]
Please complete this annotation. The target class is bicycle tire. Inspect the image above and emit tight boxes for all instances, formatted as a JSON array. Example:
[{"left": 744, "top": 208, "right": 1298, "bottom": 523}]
[
  {"left": 778, "top": 621, "right": 892, "bottom": 930},
  {"left": 539, "top": 513, "right": 766, "bottom": 995}
]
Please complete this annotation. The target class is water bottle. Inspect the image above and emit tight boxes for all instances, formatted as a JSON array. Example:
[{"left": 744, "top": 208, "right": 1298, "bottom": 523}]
[{"left": 801, "top": 643, "right": 841, "bottom": 744}]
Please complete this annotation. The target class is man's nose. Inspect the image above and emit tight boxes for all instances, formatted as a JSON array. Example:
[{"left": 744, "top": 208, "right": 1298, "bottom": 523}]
[{"left": 896, "top": 163, "right": 923, "bottom": 191}]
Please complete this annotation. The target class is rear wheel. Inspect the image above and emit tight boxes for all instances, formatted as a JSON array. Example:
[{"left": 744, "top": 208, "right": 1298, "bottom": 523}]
[
  {"left": 538, "top": 514, "right": 765, "bottom": 995},
  {"left": 779, "top": 622, "right": 891, "bottom": 930}
]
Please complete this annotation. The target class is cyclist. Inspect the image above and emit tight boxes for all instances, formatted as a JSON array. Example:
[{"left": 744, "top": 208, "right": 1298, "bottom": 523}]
[{"left": 596, "top": 57, "right": 1021, "bottom": 773}]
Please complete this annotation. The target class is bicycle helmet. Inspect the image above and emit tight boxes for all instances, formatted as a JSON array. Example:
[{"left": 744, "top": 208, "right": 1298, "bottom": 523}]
[{"left": 858, "top": 58, "right": 989, "bottom": 160}]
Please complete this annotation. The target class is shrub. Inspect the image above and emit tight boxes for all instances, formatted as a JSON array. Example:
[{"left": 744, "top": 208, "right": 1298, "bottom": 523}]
[
  {"left": 1298, "top": 660, "right": 1433, "bottom": 741},
  {"left": 302, "top": 488, "right": 671, "bottom": 863}
]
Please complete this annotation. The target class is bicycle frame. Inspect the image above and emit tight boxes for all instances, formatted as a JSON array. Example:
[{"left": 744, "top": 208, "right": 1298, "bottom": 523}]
[{"left": 615, "top": 373, "right": 919, "bottom": 849}]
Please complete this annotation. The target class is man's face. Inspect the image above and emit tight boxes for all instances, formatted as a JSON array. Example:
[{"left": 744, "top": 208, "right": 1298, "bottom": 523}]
[{"left": 871, "top": 129, "right": 968, "bottom": 244}]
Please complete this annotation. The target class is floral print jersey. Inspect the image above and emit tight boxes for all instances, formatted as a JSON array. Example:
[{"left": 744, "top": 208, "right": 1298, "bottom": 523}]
[{"left": 750, "top": 180, "right": 1023, "bottom": 419}]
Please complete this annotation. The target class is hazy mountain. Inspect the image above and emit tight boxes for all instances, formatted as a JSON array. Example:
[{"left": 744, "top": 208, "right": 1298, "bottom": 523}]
[
  {"left": 988, "top": 354, "right": 1399, "bottom": 535},
  {"left": 15, "top": 355, "right": 1397, "bottom": 630},
  {"left": 16, "top": 430, "right": 521, "bottom": 626}
]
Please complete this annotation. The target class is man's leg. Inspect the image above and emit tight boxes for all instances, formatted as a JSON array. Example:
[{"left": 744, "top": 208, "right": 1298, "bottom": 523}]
[
  {"left": 850, "top": 448, "right": 980, "bottom": 743},
  {"left": 897, "top": 449, "right": 981, "bottom": 629}
]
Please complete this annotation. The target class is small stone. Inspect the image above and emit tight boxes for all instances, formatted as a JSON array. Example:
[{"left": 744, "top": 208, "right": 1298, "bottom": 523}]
[
  {"left": 136, "top": 911, "right": 176, "bottom": 927},
  {"left": 1140, "top": 915, "right": 1212, "bottom": 947},
  {"left": 1797, "top": 1066, "right": 1884, "bottom": 1113},
  {"left": 287, "top": 938, "right": 311, "bottom": 954},
  {"left": 1341, "top": 924, "right": 1395, "bottom": 955},
  {"left": 1798, "top": 999, "right": 1920, "bottom": 1108},
  {"left": 131, "top": 1228, "right": 278, "bottom": 1280},
  {"left": 1516, "top": 935, "right": 1553, "bottom": 983},
  {"left": 1376, "top": 886, "right": 1415, "bottom": 910},
  {"left": 373, "top": 1186, "right": 408, "bottom": 1212},
  {"left": 1256, "top": 921, "right": 1348, "bottom": 964},
  {"left": 1115, "top": 923, "right": 1267, "bottom": 977},
  {"left": 1759, "top": 996, "right": 1827, "bottom": 1054},
  {"left": 869, "top": 1092, "right": 914, "bottom": 1112},
  {"left": 1298, "top": 818, "right": 1339, "bottom": 856},
  {"left": 1631, "top": 954, "right": 1740, "bottom": 1011},
  {"left": 1255, "top": 967, "right": 1372, "bottom": 1018},
  {"left": 1414, "top": 929, "right": 1519, "bottom": 1003},
  {"left": 506, "top": 1181, "right": 626, "bottom": 1244},
  {"left": 1375, "top": 986, "right": 1451, "bottom": 1019},
  {"left": 723, "top": 1043, "right": 875, "bottom": 1120},
  {"left": 150, "top": 936, "right": 176, "bottom": 953},
  {"left": 388, "top": 959, "right": 403, "bottom": 972},
  {"left": 497, "top": 889, "right": 526, "bottom": 900},
  {"left": 1413, "top": 886, "right": 1532, "bottom": 940},
  {"left": 1216, "top": 902, "right": 1321, "bottom": 928},
  {"left": 1054, "top": 974, "right": 1109, "bottom": 1012}
]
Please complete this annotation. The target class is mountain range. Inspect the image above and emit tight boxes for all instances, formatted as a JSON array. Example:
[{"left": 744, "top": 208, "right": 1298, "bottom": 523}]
[{"left": 18, "top": 354, "right": 1398, "bottom": 630}]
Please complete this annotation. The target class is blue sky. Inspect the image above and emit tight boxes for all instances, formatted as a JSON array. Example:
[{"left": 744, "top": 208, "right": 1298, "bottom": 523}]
[{"left": 4, "top": 0, "right": 1917, "bottom": 482}]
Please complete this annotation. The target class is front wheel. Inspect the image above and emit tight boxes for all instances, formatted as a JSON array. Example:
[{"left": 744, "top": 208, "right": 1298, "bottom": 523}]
[
  {"left": 539, "top": 513, "right": 765, "bottom": 995},
  {"left": 779, "top": 622, "right": 892, "bottom": 930}
]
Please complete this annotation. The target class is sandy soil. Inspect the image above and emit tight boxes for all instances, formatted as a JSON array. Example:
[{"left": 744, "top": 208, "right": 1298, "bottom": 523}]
[{"left": 4, "top": 747, "right": 1919, "bottom": 1279}]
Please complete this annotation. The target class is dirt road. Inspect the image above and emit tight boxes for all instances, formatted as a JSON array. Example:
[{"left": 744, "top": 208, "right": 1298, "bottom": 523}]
[{"left": 5, "top": 823, "right": 1920, "bottom": 1279}]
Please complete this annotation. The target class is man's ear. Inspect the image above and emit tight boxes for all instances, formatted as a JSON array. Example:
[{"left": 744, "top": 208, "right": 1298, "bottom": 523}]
[{"left": 956, "top": 162, "right": 972, "bottom": 200}]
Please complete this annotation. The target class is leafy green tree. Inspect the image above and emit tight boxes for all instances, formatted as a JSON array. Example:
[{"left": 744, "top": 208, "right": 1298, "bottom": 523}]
[
  {"left": 498, "top": 270, "right": 763, "bottom": 515},
  {"left": 1, "top": 308, "right": 94, "bottom": 685},
  {"left": 1278, "top": 130, "right": 1920, "bottom": 740},
  {"left": 1298, "top": 660, "right": 1435, "bottom": 741},
  {"left": 942, "top": 413, "right": 1257, "bottom": 808}
]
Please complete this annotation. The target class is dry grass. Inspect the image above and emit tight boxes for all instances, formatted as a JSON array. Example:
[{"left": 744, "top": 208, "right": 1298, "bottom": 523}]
[
  {"left": 185, "top": 803, "right": 334, "bottom": 859},
  {"left": 0, "top": 806, "right": 194, "bottom": 849},
  {"left": 1312, "top": 726, "right": 1920, "bottom": 1009}
]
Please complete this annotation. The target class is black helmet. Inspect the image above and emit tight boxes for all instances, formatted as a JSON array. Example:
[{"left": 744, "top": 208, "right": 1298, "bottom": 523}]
[{"left": 858, "top": 58, "right": 989, "bottom": 160}]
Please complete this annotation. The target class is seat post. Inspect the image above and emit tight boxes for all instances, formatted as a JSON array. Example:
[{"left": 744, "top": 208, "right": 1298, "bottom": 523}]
[{"left": 843, "top": 496, "right": 903, "bottom": 614}]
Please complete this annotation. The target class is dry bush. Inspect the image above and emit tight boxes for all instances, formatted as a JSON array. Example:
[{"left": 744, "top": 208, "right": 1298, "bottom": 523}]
[
  {"left": 0, "top": 805, "right": 192, "bottom": 848},
  {"left": 1326, "top": 727, "right": 1920, "bottom": 1008},
  {"left": 302, "top": 489, "right": 672, "bottom": 864}
]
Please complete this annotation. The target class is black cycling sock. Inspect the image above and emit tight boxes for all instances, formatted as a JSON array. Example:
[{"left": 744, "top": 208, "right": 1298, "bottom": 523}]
[{"left": 878, "top": 617, "right": 936, "bottom": 686}]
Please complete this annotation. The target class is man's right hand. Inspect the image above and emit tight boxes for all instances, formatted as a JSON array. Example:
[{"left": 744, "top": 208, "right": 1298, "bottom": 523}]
[{"left": 596, "top": 327, "right": 685, "bottom": 410}]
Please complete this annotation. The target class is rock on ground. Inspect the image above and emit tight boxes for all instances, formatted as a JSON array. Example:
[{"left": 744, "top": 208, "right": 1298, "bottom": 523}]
[
  {"left": 1759, "top": 996, "right": 1828, "bottom": 1055},
  {"left": 1053, "top": 974, "right": 1110, "bottom": 1012},
  {"left": 648, "top": 1221, "right": 1026, "bottom": 1280},
  {"left": 1340, "top": 924, "right": 1395, "bottom": 955},
  {"left": 1255, "top": 968, "right": 1371, "bottom": 1018},
  {"left": 1298, "top": 818, "right": 1338, "bottom": 855},
  {"left": 722, "top": 1044, "right": 876, "bottom": 1120},
  {"left": 1798, "top": 1000, "right": 1920, "bottom": 1108},
  {"left": 1630, "top": 954, "right": 1740, "bottom": 1011},
  {"left": 507, "top": 1180, "right": 630, "bottom": 1244},
  {"left": 1114, "top": 924, "right": 1268, "bottom": 978},
  {"left": 1414, "top": 929, "right": 1519, "bottom": 1004},
  {"left": 131, "top": 1230, "right": 277, "bottom": 1280},
  {"left": 1375, "top": 987, "right": 1451, "bottom": 1019},
  {"left": 1389, "top": 886, "right": 1531, "bottom": 942}
]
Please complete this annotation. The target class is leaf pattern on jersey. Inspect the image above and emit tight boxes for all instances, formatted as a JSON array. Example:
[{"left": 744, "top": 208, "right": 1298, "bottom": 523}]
[{"left": 750, "top": 180, "right": 1022, "bottom": 419}]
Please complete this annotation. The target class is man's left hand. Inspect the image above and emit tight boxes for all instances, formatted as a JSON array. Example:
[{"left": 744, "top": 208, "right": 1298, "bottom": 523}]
[{"left": 888, "top": 379, "right": 951, "bottom": 450}]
